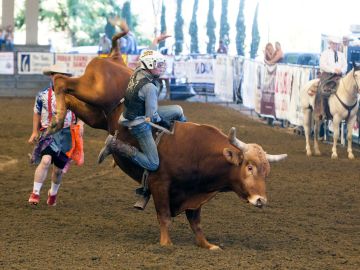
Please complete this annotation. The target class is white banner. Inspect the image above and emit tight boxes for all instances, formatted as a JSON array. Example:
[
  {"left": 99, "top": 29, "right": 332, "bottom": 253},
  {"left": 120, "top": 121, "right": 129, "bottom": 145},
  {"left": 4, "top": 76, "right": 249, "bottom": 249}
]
[
  {"left": 188, "top": 58, "right": 215, "bottom": 84},
  {"left": 55, "top": 53, "right": 97, "bottom": 76},
  {"left": 173, "top": 60, "right": 189, "bottom": 81},
  {"left": 287, "top": 67, "right": 311, "bottom": 126},
  {"left": 214, "top": 55, "right": 233, "bottom": 101},
  {"left": 242, "top": 60, "right": 260, "bottom": 110},
  {"left": 17, "top": 52, "right": 54, "bottom": 74},
  {"left": 274, "top": 65, "right": 293, "bottom": 120},
  {"left": 0, "top": 52, "right": 14, "bottom": 74}
]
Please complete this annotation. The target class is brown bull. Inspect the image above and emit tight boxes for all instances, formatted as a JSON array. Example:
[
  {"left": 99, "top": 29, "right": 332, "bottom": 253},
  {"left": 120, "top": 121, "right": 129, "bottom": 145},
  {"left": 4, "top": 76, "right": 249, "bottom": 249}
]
[
  {"left": 47, "top": 22, "right": 132, "bottom": 134},
  {"left": 45, "top": 24, "right": 287, "bottom": 249},
  {"left": 105, "top": 112, "right": 287, "bottom": 250}
]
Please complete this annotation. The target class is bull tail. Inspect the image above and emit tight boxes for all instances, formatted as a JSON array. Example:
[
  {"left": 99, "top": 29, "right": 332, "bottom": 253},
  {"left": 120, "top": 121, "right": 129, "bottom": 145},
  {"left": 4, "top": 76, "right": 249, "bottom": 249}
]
[{"left": 109, "top": 19, "right": 129, "bottom": 59}]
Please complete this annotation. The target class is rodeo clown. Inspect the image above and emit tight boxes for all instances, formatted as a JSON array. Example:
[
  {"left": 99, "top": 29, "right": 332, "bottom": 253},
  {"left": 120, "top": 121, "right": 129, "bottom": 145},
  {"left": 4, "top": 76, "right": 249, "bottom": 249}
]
[
  {"left": 28, "top": 63, "right": 84, "bottom": 206},
  {"left": 97, "top": 49, "right": 186, "bottom": 208}
]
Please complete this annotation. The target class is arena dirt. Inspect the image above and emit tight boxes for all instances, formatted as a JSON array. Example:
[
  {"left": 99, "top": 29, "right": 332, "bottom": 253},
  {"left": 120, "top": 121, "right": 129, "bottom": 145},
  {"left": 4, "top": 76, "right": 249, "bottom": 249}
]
[{"left": 1, "top": 98, "right": 359, "bottom": 270}]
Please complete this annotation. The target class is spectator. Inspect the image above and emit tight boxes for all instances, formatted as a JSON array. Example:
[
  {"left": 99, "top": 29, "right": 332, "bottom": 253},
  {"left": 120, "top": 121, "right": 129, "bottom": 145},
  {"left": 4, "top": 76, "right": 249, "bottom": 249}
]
[
  {"left": 28, "top": 63, "right": 84, "bottom": 206},
  {"left": 98, "top": 33, "right": 112, "bottom": 54},
  {"left": 264, "top": 42, "right": 275, "bottom": 62},
  {"left": 120, "top": 31, "right": 138, "bottom": 55},
  {"left": 4, "top": 25, "right": 14, "bottom": 51},
  {"left": 0, "top": 27, "right": 5, "bottom": 50},
  {"left": 216, "top": 40, "right": 228, "bottom": 54},
  {"left": 266, "top": 41, "right": 284, "bottom": 64}
]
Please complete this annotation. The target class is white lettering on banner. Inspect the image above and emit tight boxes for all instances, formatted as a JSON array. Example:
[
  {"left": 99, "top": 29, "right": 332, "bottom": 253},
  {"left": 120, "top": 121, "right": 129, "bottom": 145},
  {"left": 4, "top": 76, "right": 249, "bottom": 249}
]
[
  {"left": 17, "top": 52, "right": 54, "bottom": 74},
  {"left": 55, "top": 53, "right": 97, "bottom": 76},
  {"left": 0, "top": 52, "right": 14, "bottom": 74}
]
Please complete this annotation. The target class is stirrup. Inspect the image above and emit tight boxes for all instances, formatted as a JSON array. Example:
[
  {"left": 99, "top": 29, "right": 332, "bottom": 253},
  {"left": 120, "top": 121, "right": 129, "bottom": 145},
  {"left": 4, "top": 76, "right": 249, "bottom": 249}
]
[
  {"left": 133, "top": 187, "right": 150, "bottom": 210},
  {"left": 133, "top": 194, "right": 150, "bottom": 210}
]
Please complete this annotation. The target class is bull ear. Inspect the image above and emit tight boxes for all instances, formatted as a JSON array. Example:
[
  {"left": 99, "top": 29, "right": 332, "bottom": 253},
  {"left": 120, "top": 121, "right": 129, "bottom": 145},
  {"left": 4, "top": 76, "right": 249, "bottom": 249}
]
[{"left": 223, "top": 148, "right": 243, "bottom": 166}]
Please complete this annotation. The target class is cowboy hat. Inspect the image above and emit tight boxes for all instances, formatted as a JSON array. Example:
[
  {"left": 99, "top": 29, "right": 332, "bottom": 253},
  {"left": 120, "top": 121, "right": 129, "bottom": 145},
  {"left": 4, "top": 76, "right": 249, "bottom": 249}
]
[{"left": 42, "top": 62, "right": 72, "bottom": 76}]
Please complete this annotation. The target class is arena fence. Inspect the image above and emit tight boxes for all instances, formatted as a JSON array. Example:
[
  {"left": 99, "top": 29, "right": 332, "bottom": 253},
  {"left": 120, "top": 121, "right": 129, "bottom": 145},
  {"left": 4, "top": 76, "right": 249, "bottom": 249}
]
[{"left": 0, "top": 51, "right": 358, "bottom": 143}]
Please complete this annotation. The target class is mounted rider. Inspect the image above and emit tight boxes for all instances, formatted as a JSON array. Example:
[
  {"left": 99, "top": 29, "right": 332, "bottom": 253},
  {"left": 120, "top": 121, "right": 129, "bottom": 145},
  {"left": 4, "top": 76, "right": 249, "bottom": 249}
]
[
  {"left": 97, "top": 49, "right": 186, "bottom": 208},
  {"left": 317, "top": 36, "right": 347, "bottom": 118}
]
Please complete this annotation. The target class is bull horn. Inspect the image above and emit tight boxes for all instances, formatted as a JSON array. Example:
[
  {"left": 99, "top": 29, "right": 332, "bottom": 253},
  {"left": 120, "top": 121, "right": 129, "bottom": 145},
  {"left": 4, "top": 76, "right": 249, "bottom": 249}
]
[
  {"left": 228, "top": 127, "right": 249, "bottom": 152},
  {"left": 266, "top": 153, "right": 288, "bottom": 162}
]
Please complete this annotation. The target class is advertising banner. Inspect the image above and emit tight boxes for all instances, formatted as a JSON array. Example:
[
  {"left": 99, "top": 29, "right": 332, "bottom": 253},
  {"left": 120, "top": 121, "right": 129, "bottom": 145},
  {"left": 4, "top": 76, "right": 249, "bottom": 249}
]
[
  {"left": 242, "top": 60, "right": 259, "bottom": 110},
  {"left": 274, "top": 65, "right": 293, "bottom": 120},
  {"left": 0, "top": 52, "right": 14, "bottom": 74},
  {"left": 233, "top": 56, "right": 245, "bottom": 104},
  {"left": 55, "top": 53, "right": 97, "bottom": 76},
  {"left": 260, "top": 64, "right": 277, "bottom": 116},
  {"left": 18, "top": 52, "right": 54, "bottom": 74},
  {"left": 188, "top": 58, "right": 215, "bottom": 84},
  {"left": 214, "top": 55, "right": 233, "bottom": 101}
]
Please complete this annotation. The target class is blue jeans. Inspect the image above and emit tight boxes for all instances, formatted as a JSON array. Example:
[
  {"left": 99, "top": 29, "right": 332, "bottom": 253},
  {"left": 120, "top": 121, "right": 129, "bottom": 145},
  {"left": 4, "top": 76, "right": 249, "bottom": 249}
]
[
  {"left": 158, "top": 105, "right": 187, "bottom": 125},
  {"left": 128, "top": 105, "right": 186, "bottom": 171},
  {"left": 129, "top": 122, "right": 159, "bottom": 171}
]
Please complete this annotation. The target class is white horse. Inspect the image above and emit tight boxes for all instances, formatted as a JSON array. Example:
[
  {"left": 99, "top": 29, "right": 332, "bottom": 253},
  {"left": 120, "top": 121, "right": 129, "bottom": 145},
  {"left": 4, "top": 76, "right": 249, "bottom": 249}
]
[{"left": 300, "top": 63, "right": 360, "bottom": 159}]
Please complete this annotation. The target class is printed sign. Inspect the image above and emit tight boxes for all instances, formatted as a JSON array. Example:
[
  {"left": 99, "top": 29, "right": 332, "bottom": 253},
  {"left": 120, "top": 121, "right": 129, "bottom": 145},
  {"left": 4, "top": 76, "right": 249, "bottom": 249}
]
[
  {"left": 0, "top": 52, "right": 14, "bottom": 74},
  {"left": 55, "top": 53, "right": 97, "bottom": 76},
  {"left": 17, "top": 52, "right": 54, "bottom": 74}
]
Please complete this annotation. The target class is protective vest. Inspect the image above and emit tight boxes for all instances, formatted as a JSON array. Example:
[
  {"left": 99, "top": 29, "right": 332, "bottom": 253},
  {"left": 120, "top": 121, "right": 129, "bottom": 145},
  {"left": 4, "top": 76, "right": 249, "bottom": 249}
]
[{"left": 123, "top": 68, "right": 156, "bottom": 121}]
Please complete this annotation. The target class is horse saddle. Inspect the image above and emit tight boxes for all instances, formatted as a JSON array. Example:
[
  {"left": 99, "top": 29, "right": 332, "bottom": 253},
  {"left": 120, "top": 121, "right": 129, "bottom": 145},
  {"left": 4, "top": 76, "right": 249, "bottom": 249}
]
[{"left": 313, "top": 73, "right": 341, "bottom": 119}]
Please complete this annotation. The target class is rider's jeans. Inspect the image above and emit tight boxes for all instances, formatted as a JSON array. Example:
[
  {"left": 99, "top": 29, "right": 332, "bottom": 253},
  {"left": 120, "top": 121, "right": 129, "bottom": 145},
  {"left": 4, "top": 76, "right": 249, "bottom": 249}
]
[
  {"left": 158, "top": 105, "right": 187, "bottom": 124},
  {"left": 127, "top": 105, "right": 186, "bottom": 171},
  {"left": 129, "top": 122, "right": 159, "bottom": 171}
]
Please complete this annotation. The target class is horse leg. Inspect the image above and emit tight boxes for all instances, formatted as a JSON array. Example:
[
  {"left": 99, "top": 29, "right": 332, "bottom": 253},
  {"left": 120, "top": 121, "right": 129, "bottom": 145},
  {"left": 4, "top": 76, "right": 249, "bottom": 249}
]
[
  {"left": 186, "top": 208, "right": 220, "bottom": 250},
  {"left": 346, "top": 117, "right": 356, "bottom": 159},
  {"left": 303, "top": 108, "right": 312, "bottom": 156},
  {"left": 331, "top": 116, "right": 341, "bottom": 159},
  {"left": 151, "top": 179, "right": 173, "bottom": 246},
  {"left": 313, "top": 118, "right": 322, "bottom": 156}
]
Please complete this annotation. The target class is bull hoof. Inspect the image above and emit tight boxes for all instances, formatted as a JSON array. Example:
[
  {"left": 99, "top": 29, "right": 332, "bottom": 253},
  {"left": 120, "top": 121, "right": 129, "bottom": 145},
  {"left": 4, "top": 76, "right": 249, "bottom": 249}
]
[
  {"left": 209, "top": 245, "right": 222, "bottom": 251},
  {"left": 160, "top": 240, "right": 173, "bottom": 246}
]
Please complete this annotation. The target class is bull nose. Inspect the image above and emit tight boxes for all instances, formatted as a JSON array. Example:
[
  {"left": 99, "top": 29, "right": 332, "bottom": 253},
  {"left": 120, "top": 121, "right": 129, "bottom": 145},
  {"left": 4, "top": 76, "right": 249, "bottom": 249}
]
[
  {"left": 248, "top": 196, "right": 267, "bottom": 208},
  {"left": 255, "top": 198, "right": 264, "bottom": 208}
]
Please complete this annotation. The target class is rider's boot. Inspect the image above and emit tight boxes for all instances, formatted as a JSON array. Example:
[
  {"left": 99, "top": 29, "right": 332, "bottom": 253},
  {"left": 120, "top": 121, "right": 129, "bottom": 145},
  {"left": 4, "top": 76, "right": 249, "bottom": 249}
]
[
  {"left": 97, "top": 134, "right": 114, "bottom": 164},
  {"left": 97, "top": 132, "right": 137, "bottom": 164}
]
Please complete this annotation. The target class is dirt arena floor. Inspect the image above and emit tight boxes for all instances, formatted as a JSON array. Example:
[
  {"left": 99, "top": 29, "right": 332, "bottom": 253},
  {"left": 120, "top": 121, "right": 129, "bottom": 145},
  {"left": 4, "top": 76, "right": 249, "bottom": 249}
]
[{"left": 1, "top": 98, "right": 359, "bottom": 270}]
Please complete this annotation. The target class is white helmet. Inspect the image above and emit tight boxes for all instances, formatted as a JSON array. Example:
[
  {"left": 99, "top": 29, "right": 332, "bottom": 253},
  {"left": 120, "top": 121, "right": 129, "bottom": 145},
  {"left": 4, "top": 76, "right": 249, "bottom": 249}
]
[{"left": 139, "top": 49, "right": 166, "bottom": 70}]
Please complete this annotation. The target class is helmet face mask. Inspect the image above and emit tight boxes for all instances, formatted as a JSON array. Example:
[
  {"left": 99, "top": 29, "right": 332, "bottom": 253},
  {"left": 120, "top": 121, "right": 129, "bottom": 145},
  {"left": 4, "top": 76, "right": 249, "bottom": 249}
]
[{"left": 139, "top": 50, "right": 166, "bottom": 73}]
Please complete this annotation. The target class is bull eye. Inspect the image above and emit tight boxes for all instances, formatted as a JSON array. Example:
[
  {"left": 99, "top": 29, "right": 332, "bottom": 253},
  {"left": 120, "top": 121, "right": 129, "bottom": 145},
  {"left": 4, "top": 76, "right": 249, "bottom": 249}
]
[{"left": 247, "top": 165, "right": 253, "bottom": 171}]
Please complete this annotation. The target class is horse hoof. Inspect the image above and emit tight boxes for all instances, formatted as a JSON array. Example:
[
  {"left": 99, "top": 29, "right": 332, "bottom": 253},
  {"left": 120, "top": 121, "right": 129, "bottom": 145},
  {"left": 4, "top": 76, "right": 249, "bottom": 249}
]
[
  {"left": 314, "top": 151, "right": 321, "bottom": 156},
  {"left": 331, "top": 154, "right": 338, "bottom": 159},
  {"left": 348, "top": 154, "right": 355, "bottom": 160}
]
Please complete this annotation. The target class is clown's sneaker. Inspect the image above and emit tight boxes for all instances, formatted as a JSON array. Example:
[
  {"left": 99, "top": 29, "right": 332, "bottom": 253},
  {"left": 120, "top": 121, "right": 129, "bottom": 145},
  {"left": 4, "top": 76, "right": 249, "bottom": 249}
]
[
  {"left": 47, "top": 190, "right": 57, "bottom": 206},
  {"left": 28, "top": 193, "right": 40, "bottom": 205}
]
